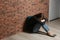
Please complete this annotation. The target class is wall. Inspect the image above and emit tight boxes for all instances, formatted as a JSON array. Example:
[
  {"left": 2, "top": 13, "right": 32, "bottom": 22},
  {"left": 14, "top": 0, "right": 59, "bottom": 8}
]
[
  {"left": 49, "top": 0, "right": 59, "bottom": 20},
  {"left": 59, "top": 0, "right": 60, "bottom": 17},
  {"left": 59, "top": 8, "right": 60, "bottom": 17},
  {"left": 59, "top": 11, "right": 60, "bottom": 17},
  {"left": 0, "top": 0, "right": 49, "bottom": 39}
]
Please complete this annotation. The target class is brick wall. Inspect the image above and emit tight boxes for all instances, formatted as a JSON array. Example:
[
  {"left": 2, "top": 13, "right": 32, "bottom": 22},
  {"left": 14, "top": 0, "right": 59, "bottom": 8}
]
[{"left": 0, "top": 0, "right": 49, "bottom": 39}]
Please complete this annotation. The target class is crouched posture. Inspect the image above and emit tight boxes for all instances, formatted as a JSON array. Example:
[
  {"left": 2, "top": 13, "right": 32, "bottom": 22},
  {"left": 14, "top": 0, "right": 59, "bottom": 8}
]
[{"left": 23, "top": 13, "right": 56, "bottom": 37}]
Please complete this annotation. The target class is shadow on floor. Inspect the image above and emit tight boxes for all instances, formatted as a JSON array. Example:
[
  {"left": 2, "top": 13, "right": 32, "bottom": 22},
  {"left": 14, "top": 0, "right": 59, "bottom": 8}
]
[{"left": 24, "top": 31, "right": 47, "bottom": 36}]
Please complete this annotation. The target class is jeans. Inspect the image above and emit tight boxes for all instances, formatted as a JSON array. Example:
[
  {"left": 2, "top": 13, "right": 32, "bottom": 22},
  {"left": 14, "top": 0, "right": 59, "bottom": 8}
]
[{"left": 33, "top": 23, "right": 49, "bottom": 32}]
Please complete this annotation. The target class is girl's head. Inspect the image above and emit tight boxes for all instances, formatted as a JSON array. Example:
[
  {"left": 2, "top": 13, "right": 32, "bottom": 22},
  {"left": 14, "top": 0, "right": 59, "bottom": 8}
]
[{"left": 34, "top": 13, "right": 44, "bottom": 19}]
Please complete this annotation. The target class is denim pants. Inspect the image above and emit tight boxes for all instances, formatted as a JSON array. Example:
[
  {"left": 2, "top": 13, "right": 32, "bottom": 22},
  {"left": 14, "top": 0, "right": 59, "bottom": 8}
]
[{"left": 33, "top": 23, "right": 49, "bottom": 32}]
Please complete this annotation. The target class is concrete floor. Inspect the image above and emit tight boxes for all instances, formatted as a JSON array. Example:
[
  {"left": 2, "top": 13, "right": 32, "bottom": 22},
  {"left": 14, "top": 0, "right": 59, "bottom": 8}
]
[{"left": 1, "top": 19, "right": 60, "bottom": 40}]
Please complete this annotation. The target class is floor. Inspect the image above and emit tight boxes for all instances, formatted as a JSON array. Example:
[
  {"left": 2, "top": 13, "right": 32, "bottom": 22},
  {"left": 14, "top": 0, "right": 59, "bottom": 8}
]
[{"left": 1, "top": 19, "right": 60, "bottom": 40}]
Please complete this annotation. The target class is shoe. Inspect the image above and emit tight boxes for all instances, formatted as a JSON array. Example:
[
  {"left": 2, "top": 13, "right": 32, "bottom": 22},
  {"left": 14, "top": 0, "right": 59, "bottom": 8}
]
[{"left": 47, "top": 33, "right": 56, "bottom": 37}]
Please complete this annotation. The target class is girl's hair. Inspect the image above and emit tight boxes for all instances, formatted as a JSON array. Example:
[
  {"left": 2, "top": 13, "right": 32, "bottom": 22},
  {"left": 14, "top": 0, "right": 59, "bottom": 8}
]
[{"left": 33, "top": 13, "right": 44, "bottom": 19}]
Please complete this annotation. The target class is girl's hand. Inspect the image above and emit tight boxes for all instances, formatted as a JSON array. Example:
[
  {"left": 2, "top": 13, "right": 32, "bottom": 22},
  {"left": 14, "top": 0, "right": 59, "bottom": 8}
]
[{"left": 41, "top": 19, "right": 45, "bottom": 22}]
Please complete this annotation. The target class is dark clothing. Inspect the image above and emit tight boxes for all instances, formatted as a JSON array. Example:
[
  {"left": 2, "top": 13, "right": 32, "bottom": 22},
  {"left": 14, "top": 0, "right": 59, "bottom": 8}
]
[
  {"left": 29, "top": 16, "right": 46, "bottom": 25},
  {"left": 23, "top": 16, "right": 47, "bottom": 33}
]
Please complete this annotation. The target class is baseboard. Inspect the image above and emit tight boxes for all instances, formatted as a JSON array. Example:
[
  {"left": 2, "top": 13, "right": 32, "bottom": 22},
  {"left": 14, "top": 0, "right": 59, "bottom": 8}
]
[
  {"left": 50, "top": 18, "right": 60, "bottom": 22},
  {"left": 59, "top": 17, "right": 60, "bottom": 19}
]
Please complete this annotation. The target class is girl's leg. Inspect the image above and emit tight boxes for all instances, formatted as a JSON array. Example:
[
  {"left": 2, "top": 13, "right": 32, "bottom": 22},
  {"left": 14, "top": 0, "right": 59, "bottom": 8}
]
[
  {"left": 33, "top": 23, "right": 41, "bottom": 32},
  {"left": 42, "top": 24, "right": 49, "bottom": 32},
  {"left": 42, "top": 24, "right": 56, "bottom": 37}
]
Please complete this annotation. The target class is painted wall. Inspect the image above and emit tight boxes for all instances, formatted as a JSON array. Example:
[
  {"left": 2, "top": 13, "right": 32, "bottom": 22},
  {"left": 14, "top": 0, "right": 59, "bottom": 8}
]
[
  {"left": 0, "top": 0, "right": 49, "bottom": 39},
  {"left": 49, "top": 0, "right": 59, "bottom": 20},
  {"left": 59, "top": 1, "right": 60, "bottom": 17},
  {"left": 59, "top": 11, "right": 60, "bottom": 17},
  {"left": 59, "top": 7, "right": 60, "bottom": 17}
]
